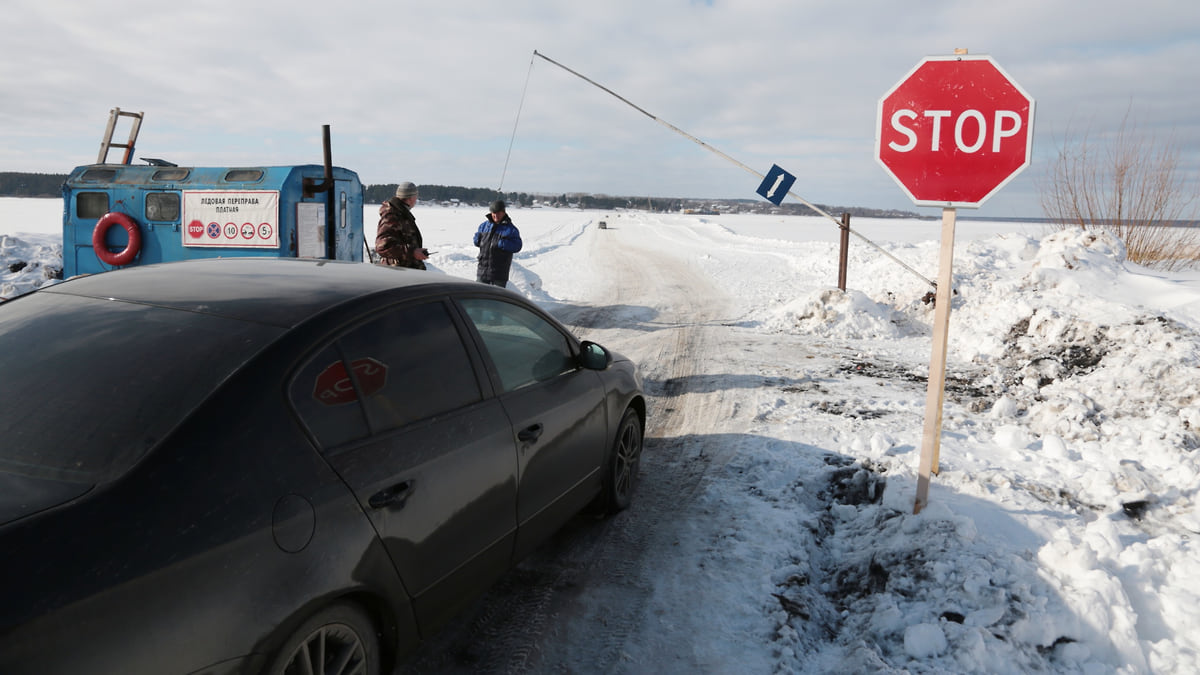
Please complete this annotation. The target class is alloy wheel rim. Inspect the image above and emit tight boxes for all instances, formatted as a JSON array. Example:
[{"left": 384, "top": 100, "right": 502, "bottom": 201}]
[
  {"left": 283, "top": 622, "right": 368, "bottom": 675},
  {"left": 615, "top": 422, "right": 641, "bottom": 497}
]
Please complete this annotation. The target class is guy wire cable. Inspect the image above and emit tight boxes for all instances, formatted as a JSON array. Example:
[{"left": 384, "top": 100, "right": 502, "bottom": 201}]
[
  {"left": 498, "top": 52, "right": 538, "bottom": 193},
  {"left": 529, "top": 49, "right": 935, "bottom": 289}
]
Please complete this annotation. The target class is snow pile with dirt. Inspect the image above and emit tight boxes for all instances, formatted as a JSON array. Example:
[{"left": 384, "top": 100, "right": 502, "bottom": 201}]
[
  {"left": 1, "top": 243, "right": 60, "bottom": 299},
  {"left": 770, "top": 230, "right": 1198, "bottom": 673}
]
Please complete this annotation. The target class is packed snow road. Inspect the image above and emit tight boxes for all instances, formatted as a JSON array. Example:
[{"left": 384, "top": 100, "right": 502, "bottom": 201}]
[{"left": 399, "top": 215, "right": 843, "bottom": 673}]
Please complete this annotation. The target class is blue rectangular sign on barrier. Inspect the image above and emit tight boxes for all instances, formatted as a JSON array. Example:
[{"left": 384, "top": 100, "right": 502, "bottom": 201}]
[{"left": 756, "top": 164, "right": 796, "bottom": 206}]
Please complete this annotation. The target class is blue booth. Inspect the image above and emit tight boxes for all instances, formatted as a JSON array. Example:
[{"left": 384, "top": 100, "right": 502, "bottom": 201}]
[{"left": 62, "top": 162, "right": 365, "bottom": 278}]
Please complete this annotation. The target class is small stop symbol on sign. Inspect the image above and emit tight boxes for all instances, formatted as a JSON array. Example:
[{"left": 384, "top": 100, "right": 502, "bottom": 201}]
[{"left": 876, "top": 54, "right": 1035, "bottom": 207}]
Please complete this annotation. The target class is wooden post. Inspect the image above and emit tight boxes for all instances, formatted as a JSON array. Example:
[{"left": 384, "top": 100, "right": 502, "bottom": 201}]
[
  {"left": 837, "top": 212, "right": 850, "bottom": 291},
  {"left": 914, "top": 207, "right": 957, "bottom": 514}
]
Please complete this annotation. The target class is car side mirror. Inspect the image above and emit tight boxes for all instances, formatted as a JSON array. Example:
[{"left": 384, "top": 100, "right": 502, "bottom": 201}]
[{"left": 578, "top": 341, "right": 611, "bottom": 370}]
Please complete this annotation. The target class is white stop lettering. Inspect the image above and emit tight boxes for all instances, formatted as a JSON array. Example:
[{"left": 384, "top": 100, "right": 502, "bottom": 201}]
[{"left": 889, "top": 109, "right": 1023, "bottom": 153}]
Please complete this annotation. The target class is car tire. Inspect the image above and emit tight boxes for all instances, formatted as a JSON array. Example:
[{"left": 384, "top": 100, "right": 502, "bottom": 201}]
[
  {"left": 267, "top": 601, "right": 380, "bottom": 675},
  {"left": 599, "top": 407, "right": 643, "bottom": 514}
]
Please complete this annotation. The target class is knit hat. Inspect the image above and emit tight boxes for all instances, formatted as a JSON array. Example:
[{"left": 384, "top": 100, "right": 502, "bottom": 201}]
[
  {"left": 489, "top": 200, "right": 506, "bottom": 213},
  {"left": 395, "top": 182, "right": 418, "bottom": 199}
]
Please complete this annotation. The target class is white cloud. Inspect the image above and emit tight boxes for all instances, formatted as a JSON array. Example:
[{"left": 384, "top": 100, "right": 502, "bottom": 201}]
[{"left": 3, "top": 0, "right": 1199, "bottom": 218}]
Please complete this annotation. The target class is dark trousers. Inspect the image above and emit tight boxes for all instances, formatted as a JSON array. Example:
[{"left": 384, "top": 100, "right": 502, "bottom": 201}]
[{"left": 477, "top": 273, "right": 507, "bottom": 288}]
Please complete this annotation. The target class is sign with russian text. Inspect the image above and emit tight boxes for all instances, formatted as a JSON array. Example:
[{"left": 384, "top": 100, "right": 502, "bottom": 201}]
[{"left": 183, "top": 190, "right": 280, "bottom": 248}]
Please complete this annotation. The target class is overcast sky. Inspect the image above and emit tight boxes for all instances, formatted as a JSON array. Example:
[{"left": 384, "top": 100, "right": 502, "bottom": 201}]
[{"left": 4, "top": 0, "right": 1197, "bottom": 218}]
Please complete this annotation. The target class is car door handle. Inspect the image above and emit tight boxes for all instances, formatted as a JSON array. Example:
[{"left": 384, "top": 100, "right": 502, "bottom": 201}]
[
  {"left": 518, "top": 423, "right": 544, "bottom": 443},
  {"left": 368, "top": 480, "right": 415, "bottom": 509}
]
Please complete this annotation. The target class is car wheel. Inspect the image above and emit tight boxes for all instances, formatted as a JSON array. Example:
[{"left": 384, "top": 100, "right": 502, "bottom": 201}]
[
  {"left": 601, "top": 407, "right": 643, "bottom": 514},
  {"left": 267, "top": 602, "right": 380, "bottom": 675}
]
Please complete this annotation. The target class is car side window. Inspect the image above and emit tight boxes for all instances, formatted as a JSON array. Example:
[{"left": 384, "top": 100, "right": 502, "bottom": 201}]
[
  {"left": 459, "top": 298, "right": 575, "bottom": 393},
  {"left": 290, "top": 343, "right": 371, "bottom": 448},
  {"left": 338, "top": 300, "right": 482, "bottom": 434},
  {"left": 290, "top": 300, "right": 483, "bottom": 447}
]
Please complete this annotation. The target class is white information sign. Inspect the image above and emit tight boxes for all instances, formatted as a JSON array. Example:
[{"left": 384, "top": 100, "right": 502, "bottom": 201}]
[
  {"left": 297, "top": 202, "right": 326, "bottom": 258},
  {"left": 183, "top": 190, "right": 280, "bottom": 249}
]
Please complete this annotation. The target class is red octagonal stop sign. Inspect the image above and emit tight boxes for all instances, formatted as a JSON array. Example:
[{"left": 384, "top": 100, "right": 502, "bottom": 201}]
[{"left": 876, "top": 55, "right": 1034, "bottom": 207}]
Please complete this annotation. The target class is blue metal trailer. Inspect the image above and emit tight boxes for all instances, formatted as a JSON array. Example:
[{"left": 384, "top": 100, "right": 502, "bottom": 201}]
[{"left": 62, "top": 110, "right": 364, "bottom": 278}]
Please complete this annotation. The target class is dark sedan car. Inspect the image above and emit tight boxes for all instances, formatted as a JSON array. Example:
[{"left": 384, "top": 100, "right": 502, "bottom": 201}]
[{"left": 0, "top": 258, "right": 645, "bottom": 675}]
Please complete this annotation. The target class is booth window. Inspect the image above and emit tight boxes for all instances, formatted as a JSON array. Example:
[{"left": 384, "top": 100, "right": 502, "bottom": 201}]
[
  {"left": 80, "top": 168, "right": 118, "bottom": 182},
  {"left": 76, "top": 192, "right": 109, "bottom": 219},
  {"left": 145, "top": 192, "right": 180, "bottom": 222},
  {"left": 224, "top": 169, "right": 264, "bottom": 182},
  {"left": 151, "top": 168, "right": 189, "bottom": 182}
]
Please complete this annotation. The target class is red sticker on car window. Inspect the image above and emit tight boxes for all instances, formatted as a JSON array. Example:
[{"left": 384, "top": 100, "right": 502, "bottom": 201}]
[{"left": 313, "top": 358, "right": 388, "bottom": 406}]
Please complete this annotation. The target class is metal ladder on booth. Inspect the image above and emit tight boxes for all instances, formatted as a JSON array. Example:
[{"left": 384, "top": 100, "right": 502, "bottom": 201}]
[{"left": 97, "top": 107, "right": 144, "bottom": 165}]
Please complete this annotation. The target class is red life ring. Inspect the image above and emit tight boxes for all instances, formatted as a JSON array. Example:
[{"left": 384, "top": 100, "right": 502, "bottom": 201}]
[{"left": 92, "top": 212, "right": 142, "bottom": 266}]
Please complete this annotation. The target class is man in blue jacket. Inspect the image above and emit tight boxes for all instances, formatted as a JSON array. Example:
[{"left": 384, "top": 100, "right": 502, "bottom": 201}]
[{"left": 474, "top": 200, "right": 523, "bottom": 288}]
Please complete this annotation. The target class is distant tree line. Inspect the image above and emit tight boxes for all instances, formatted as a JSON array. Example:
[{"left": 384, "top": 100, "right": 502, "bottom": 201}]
[
  {"left": 0, "top": 172, "right": 920, "bottom": 218},
  {"left": 364, "top": 183, "right": 505, "bottom": 206},
  {"left": 0, "top": 173, "right": 644, "bottom": 210},
  {"left": 0, "top": 172, "right": 68, "bottom": 198},
  {"left": 363, "top": 184, "right": 645, "bottom": 212}
]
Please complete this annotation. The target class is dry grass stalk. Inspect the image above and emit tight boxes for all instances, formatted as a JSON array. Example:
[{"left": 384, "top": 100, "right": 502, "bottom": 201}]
[{"left": 1039, "top": 111, "right": 1199, "bottom": 271}]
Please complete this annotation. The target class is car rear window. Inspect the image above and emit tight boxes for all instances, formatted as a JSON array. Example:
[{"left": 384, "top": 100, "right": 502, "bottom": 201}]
[
  {"left": 289, "top": 299, "right": 483, "bottom": 448},
  {"left": 0, "top": 293, "right": 283, "bottom": 483}
]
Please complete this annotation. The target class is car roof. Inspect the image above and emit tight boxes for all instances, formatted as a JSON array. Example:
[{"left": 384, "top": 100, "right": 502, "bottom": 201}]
[{"left": 41, "top": 258, "right": 486, "bottom": 328}]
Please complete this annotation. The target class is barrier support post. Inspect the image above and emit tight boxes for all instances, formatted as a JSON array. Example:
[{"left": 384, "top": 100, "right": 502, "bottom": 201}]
[{"left": 837, "top": 212, "right": 850, "bottom": 291}]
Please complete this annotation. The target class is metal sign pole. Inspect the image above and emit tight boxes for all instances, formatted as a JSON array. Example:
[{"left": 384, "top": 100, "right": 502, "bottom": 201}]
[
  {"left": 838, "top": 213, "right": 850, "bottom": 291},
  {"left": 914, "top": 206, "right": 957, "bottom": 514}
]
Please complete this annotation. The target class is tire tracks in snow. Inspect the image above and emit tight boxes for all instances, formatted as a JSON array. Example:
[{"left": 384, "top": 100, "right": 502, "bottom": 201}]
[{"left": 397, "top": 218, "right": 745, "bottom": 673}]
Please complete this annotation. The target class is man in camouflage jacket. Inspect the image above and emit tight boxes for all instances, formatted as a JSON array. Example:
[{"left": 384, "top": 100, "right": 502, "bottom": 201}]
[{"left": 375, "top": 181, "right": 427, "bottom": 270}]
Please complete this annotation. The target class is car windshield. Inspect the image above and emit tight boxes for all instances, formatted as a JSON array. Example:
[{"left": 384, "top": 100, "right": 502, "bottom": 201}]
[{"left": 0, "top": 292, "right": 283, "bottom": 484}]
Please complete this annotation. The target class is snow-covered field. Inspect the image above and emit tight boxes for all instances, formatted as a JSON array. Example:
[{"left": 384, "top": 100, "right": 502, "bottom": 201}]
[{"left": 3, "top": 196, "right": 1199, "bottom": 673}]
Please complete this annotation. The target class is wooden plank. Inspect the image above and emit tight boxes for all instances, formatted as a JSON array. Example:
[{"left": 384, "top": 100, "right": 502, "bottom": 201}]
[{"left": 914, "top": 207, "right": 957, "bottom": 514}]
